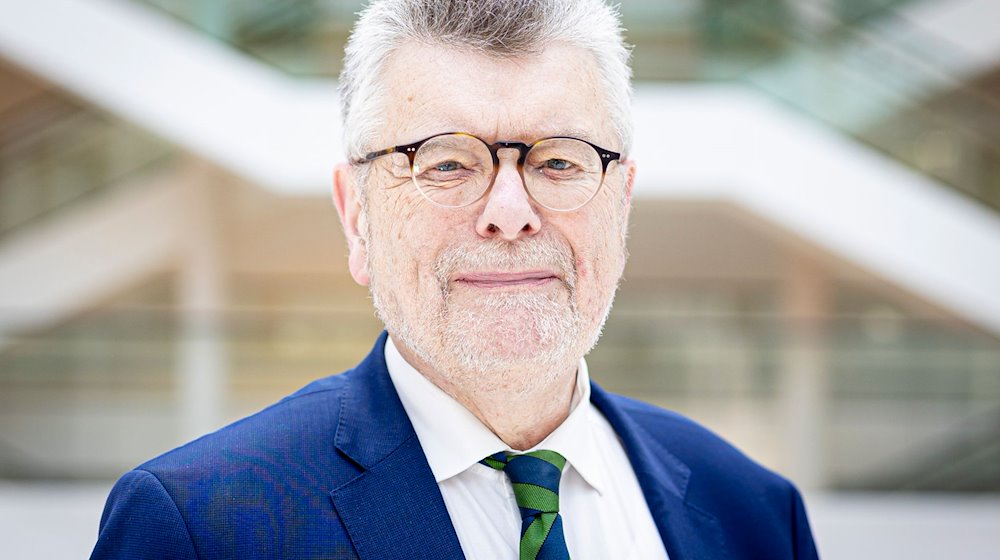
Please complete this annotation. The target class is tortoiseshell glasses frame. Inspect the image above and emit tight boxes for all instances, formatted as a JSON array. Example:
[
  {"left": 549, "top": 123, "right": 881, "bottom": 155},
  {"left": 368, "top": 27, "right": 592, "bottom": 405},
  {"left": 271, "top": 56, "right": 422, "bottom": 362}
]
[{"left": 352, "top": 132, "right": 622, "bottom": 212}]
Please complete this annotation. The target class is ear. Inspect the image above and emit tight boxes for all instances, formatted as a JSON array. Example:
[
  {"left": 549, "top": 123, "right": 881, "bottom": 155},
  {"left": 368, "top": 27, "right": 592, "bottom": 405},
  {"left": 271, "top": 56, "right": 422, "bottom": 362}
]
[
  {"left": 332, "top": 162, "right": 370, "bottom": 286},
  {"left": 620, "top": 158, "right": 636, "bottom": 218}
]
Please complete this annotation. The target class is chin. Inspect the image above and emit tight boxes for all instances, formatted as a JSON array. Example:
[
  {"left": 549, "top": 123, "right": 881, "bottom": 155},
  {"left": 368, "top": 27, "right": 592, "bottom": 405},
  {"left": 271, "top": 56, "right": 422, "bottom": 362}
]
[
  {"left": 450, "top": 331, "right": 568, "bottom": 372},
  {"left": 437, "top": 295, "right": 583, "bottom": 385},
  {"left": 374, "top": 273, "right": 612, "bottom": 392}
]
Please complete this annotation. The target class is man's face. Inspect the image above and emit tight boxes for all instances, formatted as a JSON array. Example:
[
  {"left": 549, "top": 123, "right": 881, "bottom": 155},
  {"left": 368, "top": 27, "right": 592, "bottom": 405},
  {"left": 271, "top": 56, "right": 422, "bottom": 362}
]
[{"left": 336, "top": 42, "right": 635, "bottom": 394}]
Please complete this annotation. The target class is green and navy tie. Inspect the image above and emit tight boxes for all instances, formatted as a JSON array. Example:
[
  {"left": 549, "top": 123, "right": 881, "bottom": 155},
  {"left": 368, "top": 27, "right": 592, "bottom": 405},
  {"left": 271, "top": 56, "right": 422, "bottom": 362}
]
[{"left": 481, "top": 450, "right": 571, "bottom": 560}]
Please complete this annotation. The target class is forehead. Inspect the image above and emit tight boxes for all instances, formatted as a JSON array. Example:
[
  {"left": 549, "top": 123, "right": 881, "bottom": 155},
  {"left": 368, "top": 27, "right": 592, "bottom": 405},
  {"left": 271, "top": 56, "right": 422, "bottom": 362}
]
[{"left": 376, "top": 41, "right": 614, "bottom": 148}]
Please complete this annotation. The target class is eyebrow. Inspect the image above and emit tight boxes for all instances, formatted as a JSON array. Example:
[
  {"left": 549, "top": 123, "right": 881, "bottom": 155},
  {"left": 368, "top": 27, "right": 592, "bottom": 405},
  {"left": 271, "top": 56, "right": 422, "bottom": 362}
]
[
  {"left": 473, "top": 128, "right": 602, "bottom": 144},
  {"left": 499, "top": 127, "right": 598, "bottom": 143},
  {"left": 550, "top": 128, "right": 597, "bottom": 141}
]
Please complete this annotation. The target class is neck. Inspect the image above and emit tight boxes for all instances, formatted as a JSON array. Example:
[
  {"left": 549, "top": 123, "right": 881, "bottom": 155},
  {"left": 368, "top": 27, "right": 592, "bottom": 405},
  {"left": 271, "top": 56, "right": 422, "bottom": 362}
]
[
  {"left": 392, "top": 338, "right": 579, "bottom": 450},
  {"left": 458, "top": 368, "right": 578, "bottom": 450}
]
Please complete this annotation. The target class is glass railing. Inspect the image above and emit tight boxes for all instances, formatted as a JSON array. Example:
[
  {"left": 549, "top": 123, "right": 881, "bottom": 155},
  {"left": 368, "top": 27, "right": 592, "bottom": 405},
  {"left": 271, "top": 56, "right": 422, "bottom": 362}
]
[
  {"left": 131, "top": 0, "right": 921, "bottom": 79},
  {"left": 594, "top": 311, "right": 1000, "bottom": 403},
  {"left": 740, "top": 12, "right": 1000, "bottom": 211},
  {"left": 129, "top": 0, "right": 1000, "bottom": 212},
  {"left": 2, "top": 291, "right": 997, "bottom": 488},
  {"left": 0, "top": 92, "right": 177, "bottom": 238},
  {"left": 135, "top": 0, "right": 356, "bottom": 76}
]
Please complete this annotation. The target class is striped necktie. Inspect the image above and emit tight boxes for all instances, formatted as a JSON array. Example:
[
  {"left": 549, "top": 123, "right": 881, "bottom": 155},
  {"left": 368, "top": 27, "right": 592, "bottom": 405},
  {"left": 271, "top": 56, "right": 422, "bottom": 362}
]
[{"left": 481, "top": 450, "right": 571, "bottom": 560}]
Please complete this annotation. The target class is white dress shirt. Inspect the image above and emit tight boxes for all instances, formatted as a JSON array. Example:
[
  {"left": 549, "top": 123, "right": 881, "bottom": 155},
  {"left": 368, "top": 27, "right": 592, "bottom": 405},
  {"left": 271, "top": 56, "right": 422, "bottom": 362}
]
[{"left": 385, "top": 337, "right": 670, "bottom": 560}]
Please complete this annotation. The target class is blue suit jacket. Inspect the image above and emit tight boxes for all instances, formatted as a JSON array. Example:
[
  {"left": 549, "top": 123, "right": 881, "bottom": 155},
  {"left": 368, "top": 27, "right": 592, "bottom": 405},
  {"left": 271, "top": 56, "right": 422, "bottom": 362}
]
[{"left": 92, "top": 332, "right": 819, "bottom": 559}]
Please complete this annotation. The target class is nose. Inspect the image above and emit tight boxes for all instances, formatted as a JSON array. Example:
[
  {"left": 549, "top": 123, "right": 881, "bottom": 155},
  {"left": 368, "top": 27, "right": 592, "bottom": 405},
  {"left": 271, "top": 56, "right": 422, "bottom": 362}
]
[{"left": 475, "top": 158, "right": 541, "bottom": 240}]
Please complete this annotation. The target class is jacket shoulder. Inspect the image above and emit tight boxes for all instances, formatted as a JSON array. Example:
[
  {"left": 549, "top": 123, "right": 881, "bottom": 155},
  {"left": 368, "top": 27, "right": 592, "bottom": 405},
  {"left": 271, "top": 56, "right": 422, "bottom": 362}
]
[
  {"left": 604, "top": 392, "right": 779, "bottom": 481},
  {"left": 96, "top": 371, "right": 362, "bottom": 559},
  {"left": 92, "top": 469, "right": 198, "bottom": 559},
  {"left": 139, "top": 371, "right": 352, "bottom": 476},
  {"left": 600, "top": 392, "right": 819, "bottom": 559}
]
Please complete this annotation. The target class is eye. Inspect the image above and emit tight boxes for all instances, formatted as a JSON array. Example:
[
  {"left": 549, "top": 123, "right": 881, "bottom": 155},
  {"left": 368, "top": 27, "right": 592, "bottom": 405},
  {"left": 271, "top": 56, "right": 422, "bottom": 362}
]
[
  {"left": 545, "top": 159, "right": 572, "bottom": 171},
  {"left": 435, "top": 161, "right": 463, "bottom": 172}
]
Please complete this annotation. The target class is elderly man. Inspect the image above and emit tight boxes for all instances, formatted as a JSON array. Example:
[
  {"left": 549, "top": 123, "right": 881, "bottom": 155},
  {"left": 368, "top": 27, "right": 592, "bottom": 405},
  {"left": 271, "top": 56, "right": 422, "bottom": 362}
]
[{"left": 92, "top": 1, "right": 819, "bottom": 559}]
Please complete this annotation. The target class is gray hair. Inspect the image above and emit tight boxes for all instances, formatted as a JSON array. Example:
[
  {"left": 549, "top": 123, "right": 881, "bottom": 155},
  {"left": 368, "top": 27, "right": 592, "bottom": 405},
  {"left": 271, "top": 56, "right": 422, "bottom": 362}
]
[{"left": 338, "top": 0, "right": 633, "bottom": 164}]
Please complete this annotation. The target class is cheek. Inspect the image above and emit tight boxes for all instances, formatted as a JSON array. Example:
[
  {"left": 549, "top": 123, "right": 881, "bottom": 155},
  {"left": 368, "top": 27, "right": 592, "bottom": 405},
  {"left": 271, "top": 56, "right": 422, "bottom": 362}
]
[
  {"left": 370, "top": 182, "right": 422, "bottom": 244},
  {"left": 569, "top": 207, "right": 627, "bottom": 304},
  {"left": 371, "top": 192, "right": 456, "bottom": 291},
  {"left": 570, "top": 204, "right": 624, "bottom": 275}
]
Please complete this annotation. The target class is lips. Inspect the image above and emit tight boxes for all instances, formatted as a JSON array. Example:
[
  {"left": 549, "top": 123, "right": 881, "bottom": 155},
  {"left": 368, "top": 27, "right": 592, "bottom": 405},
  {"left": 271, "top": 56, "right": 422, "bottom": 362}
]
[{"left": 452, "top": 270, "right": 560, "bottom": 288}]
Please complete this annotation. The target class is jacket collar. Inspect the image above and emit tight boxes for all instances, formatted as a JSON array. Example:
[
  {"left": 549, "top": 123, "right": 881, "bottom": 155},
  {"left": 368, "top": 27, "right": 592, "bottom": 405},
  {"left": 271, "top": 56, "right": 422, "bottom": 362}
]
[
  {"left": 328, "top": 332, "right": 728, "bottom": 560},
  {"left": 591, "top": 382, "right": 732, "bottom": 560},
  {"left": 329, "top": 332, "right": 466, "bottom": 559}
]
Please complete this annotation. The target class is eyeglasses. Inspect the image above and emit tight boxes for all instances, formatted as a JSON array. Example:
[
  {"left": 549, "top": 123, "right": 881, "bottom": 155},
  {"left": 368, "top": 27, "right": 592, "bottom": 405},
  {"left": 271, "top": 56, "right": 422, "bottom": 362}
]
[{"left": 353, "top": 132, "right": 621, "bottom": 212}]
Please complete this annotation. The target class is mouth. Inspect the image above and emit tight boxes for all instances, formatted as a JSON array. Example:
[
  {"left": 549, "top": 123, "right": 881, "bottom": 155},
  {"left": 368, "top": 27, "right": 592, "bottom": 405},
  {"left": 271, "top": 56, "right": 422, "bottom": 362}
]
[{"left": 452, "top": 270, "right": 561, "bottom": 289}]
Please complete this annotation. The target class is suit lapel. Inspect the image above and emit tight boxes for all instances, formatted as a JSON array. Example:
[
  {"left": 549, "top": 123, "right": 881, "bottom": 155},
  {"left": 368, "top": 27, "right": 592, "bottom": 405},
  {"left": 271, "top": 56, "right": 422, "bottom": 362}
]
[
  {"left": 327, "top": 335, "right": 731, "bottom": 559},
  {"left": 329, "top": 332, "right": 465, "bottom": 560},
  {"left": 591, "top": 383, "right": 732, "bottom": 560}
]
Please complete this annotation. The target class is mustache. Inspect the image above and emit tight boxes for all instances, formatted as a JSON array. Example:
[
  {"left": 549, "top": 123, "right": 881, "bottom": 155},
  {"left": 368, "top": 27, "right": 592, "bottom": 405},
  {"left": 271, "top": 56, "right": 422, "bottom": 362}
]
[{"left": 434, "top": 237, "right": 577, "bottom": 291}]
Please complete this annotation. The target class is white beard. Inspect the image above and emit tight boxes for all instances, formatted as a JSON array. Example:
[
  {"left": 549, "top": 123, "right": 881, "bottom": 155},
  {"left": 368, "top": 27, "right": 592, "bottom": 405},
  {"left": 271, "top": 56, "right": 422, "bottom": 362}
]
[{"left": 367, "top": 234, "right": 601, "bottom": 395}]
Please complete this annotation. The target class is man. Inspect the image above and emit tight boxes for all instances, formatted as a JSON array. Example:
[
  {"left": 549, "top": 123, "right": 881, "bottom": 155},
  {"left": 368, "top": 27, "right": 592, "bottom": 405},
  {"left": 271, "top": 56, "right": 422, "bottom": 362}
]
[{"left": 93, "top": 1, "right": 820, "bottom": 559}]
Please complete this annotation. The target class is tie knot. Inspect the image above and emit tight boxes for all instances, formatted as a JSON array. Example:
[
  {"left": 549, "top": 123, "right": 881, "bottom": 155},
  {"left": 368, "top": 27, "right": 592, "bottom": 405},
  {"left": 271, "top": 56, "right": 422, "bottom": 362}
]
[
  {"left": 481, "top": 450, "right": 566, "bottom": 515},
  {"left": 481, "top": 450, "right": 571, "bottom": 559}
]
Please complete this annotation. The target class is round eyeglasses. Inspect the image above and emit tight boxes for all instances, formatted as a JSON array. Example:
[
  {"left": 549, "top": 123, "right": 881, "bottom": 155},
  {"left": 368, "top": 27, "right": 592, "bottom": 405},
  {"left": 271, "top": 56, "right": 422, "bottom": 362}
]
[{"left": 353, "top": 132, "right": 622, "bottom": 212}]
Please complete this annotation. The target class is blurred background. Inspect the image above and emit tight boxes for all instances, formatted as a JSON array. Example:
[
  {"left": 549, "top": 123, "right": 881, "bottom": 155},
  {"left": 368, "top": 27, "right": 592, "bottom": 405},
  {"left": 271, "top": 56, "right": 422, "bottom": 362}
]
[{"left": 1, "top": 0, "right": 998, "bottom": 557}]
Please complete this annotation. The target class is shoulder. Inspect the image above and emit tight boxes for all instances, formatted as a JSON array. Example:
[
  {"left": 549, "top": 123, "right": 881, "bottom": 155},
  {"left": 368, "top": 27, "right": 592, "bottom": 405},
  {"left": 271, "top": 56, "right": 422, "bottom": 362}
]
[
  {"left": 598, "top": 390, "right": 819, "bottom": 557},
  {"left": 92, "top": 469, "right": 199, "bottom": 559},
  {"left": 597, "top": 391, "right": 819, "bottom": 558},
  {"left": 93, "top": 371, "right": 363, "bottom": 559},
  {"left": 602, "top": 391, "right": 773, "bottom": 476},
  {"left": 139, "top": 371, "right": 353, "bottom": 478},
  {"left": 598, "top": 390, "right": 802, "bottom": 510}
]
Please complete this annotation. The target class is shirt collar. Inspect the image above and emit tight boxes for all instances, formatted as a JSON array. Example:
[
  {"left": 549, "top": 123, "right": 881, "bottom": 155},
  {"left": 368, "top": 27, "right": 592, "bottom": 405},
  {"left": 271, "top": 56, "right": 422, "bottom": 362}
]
[{"left": 384, "top": 336, "right": 607, "bottom": 495}]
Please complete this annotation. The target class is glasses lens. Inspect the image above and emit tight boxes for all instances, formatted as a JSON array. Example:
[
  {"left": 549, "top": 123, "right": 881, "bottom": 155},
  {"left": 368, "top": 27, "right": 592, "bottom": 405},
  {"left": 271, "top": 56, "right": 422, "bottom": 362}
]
[
  {"left": 412, "top": 134, "right": 492, "bottom": 207},
  {"left": 523, "top": 138, "right": 604, "bottom": 210}
]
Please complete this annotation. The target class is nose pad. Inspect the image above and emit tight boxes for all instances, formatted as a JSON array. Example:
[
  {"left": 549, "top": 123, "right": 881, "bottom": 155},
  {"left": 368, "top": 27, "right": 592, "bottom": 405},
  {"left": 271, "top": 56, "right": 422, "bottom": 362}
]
[{"left": 475, "top": 158, "right": 541, "bottom": 240}]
